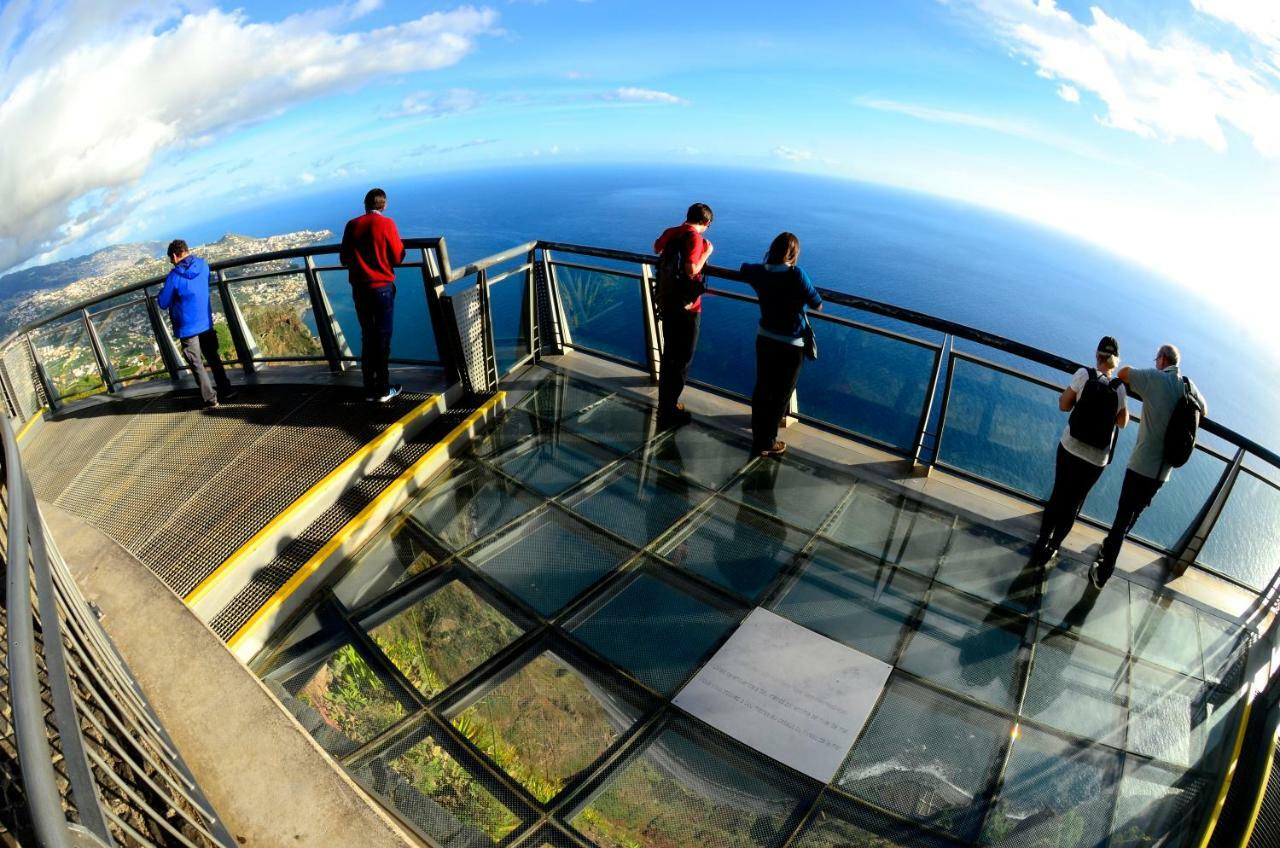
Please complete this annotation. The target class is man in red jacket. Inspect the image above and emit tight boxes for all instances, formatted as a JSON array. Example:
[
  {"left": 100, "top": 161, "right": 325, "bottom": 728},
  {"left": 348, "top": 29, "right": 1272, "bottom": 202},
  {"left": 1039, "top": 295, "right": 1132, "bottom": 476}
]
[{"left": 340, "top": 187, "right": 405, "bottom": 402}]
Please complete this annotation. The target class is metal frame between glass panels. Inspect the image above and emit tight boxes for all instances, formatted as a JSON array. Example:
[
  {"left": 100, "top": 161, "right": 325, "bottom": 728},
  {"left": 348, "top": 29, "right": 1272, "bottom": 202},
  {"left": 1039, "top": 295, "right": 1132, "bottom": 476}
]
[{"left": 254, "top": 369, "right": 1250, "bottom": 848}]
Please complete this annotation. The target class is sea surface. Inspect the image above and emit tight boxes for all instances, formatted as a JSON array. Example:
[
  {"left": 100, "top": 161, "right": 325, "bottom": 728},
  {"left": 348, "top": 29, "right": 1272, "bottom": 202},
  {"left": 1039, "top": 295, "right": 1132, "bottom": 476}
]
[{"left": 180, "top": 165, "right": 1280, "bottom": 588}]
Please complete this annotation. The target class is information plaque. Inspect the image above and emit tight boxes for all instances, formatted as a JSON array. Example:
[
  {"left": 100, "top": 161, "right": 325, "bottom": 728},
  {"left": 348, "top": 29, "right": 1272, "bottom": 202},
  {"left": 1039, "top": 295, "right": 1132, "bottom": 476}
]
[{"left": 673, "top": 607, "right": 892, "bottom": 782}]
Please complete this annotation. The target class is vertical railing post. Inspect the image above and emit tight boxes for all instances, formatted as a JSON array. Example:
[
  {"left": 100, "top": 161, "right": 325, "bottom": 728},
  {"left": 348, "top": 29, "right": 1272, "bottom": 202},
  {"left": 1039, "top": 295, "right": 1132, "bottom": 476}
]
[
  {"left": 639, "top": 262, "right": 661, "bottom": 383},
  {"left": 216, "top": 271, "right": 259, "bottom": 374},
  {"left": 477, "top": 268, "right": 499, "bottom": 391},
  {"left": 82, "top": 308, "right": 118, "bottom": 394},
  {"left": 422, "top": 243, "right": 464, "bottom": 388},
  {"left": 544, "top": 250, "right": 573, "bottom": 352},
  {"left": 1172, "top": 446, "right": 1246, "bottom": 576},
  {"left": 912, "top": 334, "right": 953, "bottom": 473},
  {"left": 531, "top": 248, "right": 561, "bottom": 357},
  {"left": 27, "top": 333, "right": 61, "bottom": 412},
  {"left": 524, "top": 248, "right": 539, "bottom": 362},
  {"left": 145, "top": 286, "right": 185, "bottom": 384},
  {"left": 303, "top": 255, "right": 348, "bottom": 372}
]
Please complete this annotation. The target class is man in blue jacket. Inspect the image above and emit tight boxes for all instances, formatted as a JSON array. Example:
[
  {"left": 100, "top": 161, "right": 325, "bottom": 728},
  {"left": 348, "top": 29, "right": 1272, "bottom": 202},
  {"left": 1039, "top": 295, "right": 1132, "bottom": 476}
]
[{"left": 157, "top": 240, "right": 233, "bottom": 409}]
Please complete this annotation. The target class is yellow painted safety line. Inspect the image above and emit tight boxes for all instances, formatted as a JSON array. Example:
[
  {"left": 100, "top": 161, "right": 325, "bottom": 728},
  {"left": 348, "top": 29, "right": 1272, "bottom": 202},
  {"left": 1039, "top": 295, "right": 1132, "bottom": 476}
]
[
  {"left": 1197, "top": 699, "right": 1252, "bottom": 848},
  {"left": 14, "top": 410, "right": 44, "bottom": 443},
  {"left": 227, "top": 392, "right": 506, "bottom": 650},
  {"left": 185, "top": 394, "right": 442, "bottom": 605},
  {"left": 1239, "top": 727, "right": 1279, "bottom": 847}
]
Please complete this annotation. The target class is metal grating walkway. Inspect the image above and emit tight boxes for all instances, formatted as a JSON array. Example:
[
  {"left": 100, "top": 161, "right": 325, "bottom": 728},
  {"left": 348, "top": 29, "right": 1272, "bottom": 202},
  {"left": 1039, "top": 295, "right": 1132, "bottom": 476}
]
[
  {"left": 209, "top": 401, "right": 488, "bottom": 641},
  {"left": 21, "top": 385, "right": 430, "bottom": 597}
]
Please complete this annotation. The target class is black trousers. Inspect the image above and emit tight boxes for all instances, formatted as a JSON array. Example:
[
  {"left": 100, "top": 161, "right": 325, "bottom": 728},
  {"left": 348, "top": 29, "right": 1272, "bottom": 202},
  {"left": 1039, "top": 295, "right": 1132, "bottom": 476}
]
[
  {"left": 1037, "top": 444, "right": 1105, "bottom": 552},
  {"left": 751, "top": 336, "right": 804, "bottom": 453},
  {"left": 658, "top": 306, "right": 700, "bottom": 414},
  {"left": 353, "top": 283, "right": 396, "bottom": 397},
  {"left": 1098, "top": 468, "right": 1163, "bottom": 582}
]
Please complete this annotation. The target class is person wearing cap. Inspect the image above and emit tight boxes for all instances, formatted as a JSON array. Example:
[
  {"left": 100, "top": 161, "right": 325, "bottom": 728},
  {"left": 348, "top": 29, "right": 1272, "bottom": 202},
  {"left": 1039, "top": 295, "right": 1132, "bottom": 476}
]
[
  {"left": 1032, "top": 336, "right": 1129, "bottom": 565},
  {"left": 1091, "top": 343, "right": 1207, "bottom": 588}
]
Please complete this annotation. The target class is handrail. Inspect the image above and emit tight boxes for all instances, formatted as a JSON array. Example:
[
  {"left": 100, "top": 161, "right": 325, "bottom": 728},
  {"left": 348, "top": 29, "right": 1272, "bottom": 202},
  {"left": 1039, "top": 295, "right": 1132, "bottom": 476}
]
[{"left": 2, "top": 416, "right": 235, "bottom": 847}]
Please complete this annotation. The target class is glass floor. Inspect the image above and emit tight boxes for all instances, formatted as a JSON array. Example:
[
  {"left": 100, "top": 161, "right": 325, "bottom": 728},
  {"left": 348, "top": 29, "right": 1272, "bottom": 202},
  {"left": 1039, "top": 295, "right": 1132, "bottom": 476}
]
[{"left": 256, "top": 367, "right": 1254, "bottom": 848}]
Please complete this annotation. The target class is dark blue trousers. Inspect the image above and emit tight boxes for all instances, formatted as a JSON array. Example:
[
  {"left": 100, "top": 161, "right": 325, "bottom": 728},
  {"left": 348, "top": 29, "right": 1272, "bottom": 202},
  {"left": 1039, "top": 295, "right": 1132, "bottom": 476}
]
[{"left": 353, "top": 283, "right": 395, "bottom": 397}]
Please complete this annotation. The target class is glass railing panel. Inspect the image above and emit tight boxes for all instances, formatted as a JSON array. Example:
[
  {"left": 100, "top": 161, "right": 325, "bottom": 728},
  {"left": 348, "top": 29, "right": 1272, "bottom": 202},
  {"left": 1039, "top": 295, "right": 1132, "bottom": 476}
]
[
  {"left": 488, "top": 271, "right": 531, "bottom": 377},
  {"left": 3, "top": 341, "right": 43, "bottom": 418},
  {"left": 940, "top": 356, "right": 1222, "bottom": 554},
  {"left": 220, "top": 255, "right": 308, "bottom": 280},
  {"left": 937, "top": 356, "right": 1060, "bottom": 499},
  {"left": 89, "top": 298, "right": 166, "bottom": 383},
  {"left": 687, "top": 294, "right": 759, "bottom": 399},
  {"left": 553, "top": 265, "right": 646, "bottom": 366},
  {"left": 229, "top": 272, "right": 324, "bottom": 360},
  {"left": 318, "top": 268, "right": 440, "bottom": 364},
  {"left": 1197, "top": 469, "right": 1280, "bottom": 590},
  {"left": 30, "top": 317, "right": 105, "bottom": 400},
  {"left": 209, "top": 287, "right": 237, "bottom": 362},
  {"left": 796, "top": 319, "right": 937, "bottom": 451},
  {"left": 1081, "top": 441, "right": 1226, "bottom": 553}
]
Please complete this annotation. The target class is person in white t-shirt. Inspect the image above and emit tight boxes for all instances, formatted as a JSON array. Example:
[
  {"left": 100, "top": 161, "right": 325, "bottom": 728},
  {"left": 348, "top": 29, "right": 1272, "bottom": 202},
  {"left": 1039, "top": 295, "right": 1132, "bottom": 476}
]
[{"left": 1032, "top": 336, "right": 1130, "bottom": 564}]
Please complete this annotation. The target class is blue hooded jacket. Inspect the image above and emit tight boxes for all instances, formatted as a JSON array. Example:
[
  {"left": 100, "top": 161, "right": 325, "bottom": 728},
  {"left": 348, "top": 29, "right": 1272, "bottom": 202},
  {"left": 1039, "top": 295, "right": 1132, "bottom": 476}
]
[{"left": 157, "top": 255, "right": 214, "bottom": 339}]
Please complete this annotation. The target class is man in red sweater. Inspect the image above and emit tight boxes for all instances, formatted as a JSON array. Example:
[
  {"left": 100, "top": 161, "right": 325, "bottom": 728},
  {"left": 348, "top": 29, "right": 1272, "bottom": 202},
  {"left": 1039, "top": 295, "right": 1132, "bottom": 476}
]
[
  {"left": 653, "top": 202, "right": 714, "bottom": 426},
  {"left": 340, "top": 188, "right": 405, "bottom": 402}
]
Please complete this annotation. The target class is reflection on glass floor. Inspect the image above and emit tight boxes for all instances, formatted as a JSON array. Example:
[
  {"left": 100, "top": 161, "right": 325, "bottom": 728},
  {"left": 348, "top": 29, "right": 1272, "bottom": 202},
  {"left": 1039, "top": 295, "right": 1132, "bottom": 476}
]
[{"left": 258, "top": 367, "right": 1253, "bottom": 848}]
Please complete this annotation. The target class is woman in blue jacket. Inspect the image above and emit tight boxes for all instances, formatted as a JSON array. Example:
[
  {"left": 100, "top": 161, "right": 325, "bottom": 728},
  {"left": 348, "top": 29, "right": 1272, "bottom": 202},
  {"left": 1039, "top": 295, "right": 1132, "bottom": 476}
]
[{"left": 740, "top": 232, "right": 822, "bottom": 457}]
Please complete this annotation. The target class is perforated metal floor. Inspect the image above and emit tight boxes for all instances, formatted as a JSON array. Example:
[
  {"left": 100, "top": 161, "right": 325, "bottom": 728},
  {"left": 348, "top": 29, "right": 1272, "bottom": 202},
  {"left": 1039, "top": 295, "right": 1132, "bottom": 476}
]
[
  {"left": 208, "top": 402, "right": 490, "bottom": 641},
  {"left": 256, "top": 366, "right": 1259, "bottom": 848},
  {"left": 22, "top": 385, "right": 430, "bottom": 597}
]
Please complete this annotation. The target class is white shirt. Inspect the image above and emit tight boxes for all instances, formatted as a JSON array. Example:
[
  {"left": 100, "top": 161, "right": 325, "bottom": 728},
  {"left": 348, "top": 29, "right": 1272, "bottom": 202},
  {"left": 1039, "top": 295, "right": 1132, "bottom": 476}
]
[{"left": 1060, "top": 367, "right": 1127, "bottom": 467}]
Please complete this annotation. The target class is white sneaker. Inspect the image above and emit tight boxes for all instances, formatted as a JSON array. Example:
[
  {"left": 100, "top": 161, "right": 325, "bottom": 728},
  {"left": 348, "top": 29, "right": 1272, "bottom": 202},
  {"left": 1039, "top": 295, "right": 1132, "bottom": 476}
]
[
  {"left": 1088, "top": 561, "right": 1104, "bottom": 590},
  {"left": 378, "top": 385, "right": 403, "bottom": 403}
]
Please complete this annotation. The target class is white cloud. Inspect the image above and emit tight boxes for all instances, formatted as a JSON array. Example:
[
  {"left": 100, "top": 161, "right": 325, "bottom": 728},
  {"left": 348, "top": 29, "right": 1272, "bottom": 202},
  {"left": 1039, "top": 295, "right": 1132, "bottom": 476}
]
[
  {"left": 1192, "top": 0, "right": 1280, "bottom": 51},
  {"left": 407, "top": 138, "right": 498, "bottom": 155},
  {"left": 603, "top": 87, "right": 688, "bottom": 105},
  {"left": 299, "top": 172, "right": 317, "bottom": 185},
  {"left": 962, "top": 0, "right": 1280, "bottom": 156},
  {"left": 389, "top": 88, "right": 482, "bottom": 119},
  {"left": 1057, "top": 83, "right": 1080, "bottom": 103},
  {"left": 0, "top": 1, "right": 498, "bottom": 274},
  {"left": 856, "top": 96, "right": 1115, "bottom": 161},
  {"left": 772, "top": 146, "right": 813, "bottom": 162}
]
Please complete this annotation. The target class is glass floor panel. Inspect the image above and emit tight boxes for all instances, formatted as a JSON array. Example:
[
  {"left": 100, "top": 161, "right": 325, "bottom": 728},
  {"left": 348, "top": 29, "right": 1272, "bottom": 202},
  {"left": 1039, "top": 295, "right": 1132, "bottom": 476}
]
[
  {"left": 409, "top": 461, "right": 543, "bottom": 551},
  {"left": 657, "top": 496, "right": 808, "bottom": 602},
  {"left": 723, "top": 455, "right": 852, "bottom": 531},
  {"left": 331, "top": 520, "right": 443, "bottom": 610},
  {"left": 452, "top": 651, "right": 638, "bottom": 803},
  {"left": 1023, "top": 630, "right": 1128, "bottom": 745},
  {"left": 259, "top": 366, "right": 1254, "bottom": 848},
  {"left": 365, "top": 580, "right": 524, "bottom": 699},
  {"left": 467, "top": 507, "right": 634, "bottom": 618},
  {"left": 571, "top": 572, "right": 740, "bottom": 694},
  {"left": 567, "top": 462, "right": 708, "bottom": 549},
  {"left": 646, "top": 425, "right": 753, "bottom": 490},
  {"left": 897, "top": 586, "right": 1029, "bottom": 710},
  {"left": 496, "top": 431, "right": 620, "bottom": 497},
  {"left": 982, "top": 723, "right": 1124, "bottom": 848},
  {"left": 569, "top": 718, "right": 815, "bottom": 848},
  {"left": 355, "top": 728, "right": 525, "bottom": 844},
  {"left": 837, "top": 675, "right": 1010, "bottom": 841},
  {"left": 770, "top": 541, "right": 928, "bottom": 663}
]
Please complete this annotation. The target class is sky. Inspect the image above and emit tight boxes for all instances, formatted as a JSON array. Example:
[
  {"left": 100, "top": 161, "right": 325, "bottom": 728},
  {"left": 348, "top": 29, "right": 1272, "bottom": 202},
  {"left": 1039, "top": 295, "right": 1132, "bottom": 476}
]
[{"left": 0, "top": 0, "right": 1277, "bottom": 338}]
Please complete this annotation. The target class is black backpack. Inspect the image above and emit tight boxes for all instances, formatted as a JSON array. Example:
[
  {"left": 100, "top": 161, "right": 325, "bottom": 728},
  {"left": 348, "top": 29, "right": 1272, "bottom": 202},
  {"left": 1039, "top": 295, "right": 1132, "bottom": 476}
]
[
  {"left": 654, "top": 230, "right": 705, "bottom": 316},
  {"left": 1068, "top": 368, "right": 1122, "bottom": 451},
  {"left": 1163, "top": 377, "right": 1202, "bottom": 469}
]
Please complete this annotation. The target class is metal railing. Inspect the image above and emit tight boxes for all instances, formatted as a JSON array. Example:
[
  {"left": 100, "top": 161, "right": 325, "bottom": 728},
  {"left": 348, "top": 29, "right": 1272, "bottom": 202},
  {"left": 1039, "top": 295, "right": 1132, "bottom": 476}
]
[
  {"left": 2, "top": 415, "right": 235, "bottom": 846},
  {"left": 2, "top": 235, "right": 1278, "bottom": 598}
]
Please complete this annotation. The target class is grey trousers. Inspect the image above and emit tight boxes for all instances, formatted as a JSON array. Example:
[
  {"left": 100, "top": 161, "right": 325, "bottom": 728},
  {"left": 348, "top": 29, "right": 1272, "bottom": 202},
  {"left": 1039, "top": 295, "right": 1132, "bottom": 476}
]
[{"left": 179, "top": 329, "right": 230, "bottom": 404}]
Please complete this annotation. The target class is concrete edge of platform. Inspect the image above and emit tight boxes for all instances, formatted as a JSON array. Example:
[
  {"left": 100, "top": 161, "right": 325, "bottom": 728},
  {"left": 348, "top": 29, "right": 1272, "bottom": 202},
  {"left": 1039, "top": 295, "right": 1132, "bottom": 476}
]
[{"left": 44, "top": 502, "right": 422, "bottom": 848}]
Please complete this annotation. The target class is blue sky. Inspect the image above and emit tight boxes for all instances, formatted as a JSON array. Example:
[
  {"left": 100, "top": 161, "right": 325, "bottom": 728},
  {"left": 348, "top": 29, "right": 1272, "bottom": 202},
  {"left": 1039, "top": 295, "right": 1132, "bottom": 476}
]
[{"left": 1, "top": 0, "right": 1276, "bottom": 335}]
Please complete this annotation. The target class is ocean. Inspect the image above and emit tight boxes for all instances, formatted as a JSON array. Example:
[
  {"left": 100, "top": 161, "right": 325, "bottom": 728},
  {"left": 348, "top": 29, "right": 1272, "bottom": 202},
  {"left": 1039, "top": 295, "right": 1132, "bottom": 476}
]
[{"left": 177, "top": 164, "right": 1280, "bottom": 587}]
